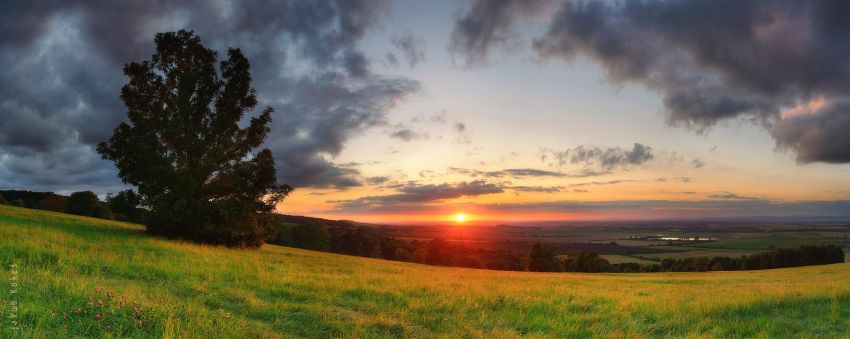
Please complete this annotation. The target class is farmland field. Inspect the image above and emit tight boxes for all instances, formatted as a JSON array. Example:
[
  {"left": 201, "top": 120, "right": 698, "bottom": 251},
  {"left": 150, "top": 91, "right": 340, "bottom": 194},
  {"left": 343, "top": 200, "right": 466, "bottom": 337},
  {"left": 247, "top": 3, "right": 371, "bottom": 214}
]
[
  {"left": 372, "top": 221, "right": 850, "bottom": 265},
  {"left": 1, "top": 204, "right": 850, "bottom": 337}
]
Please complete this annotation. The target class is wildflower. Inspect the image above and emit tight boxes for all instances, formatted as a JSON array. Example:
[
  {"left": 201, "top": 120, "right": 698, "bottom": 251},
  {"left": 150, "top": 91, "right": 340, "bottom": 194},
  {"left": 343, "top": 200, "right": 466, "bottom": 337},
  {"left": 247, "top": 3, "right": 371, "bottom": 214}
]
[
  {"left": 96, "top": 286, "right": 102, "bottom": 293},
  {"left": 224, "top": 312, "right": 232, "bottom": 318},
  {"left": 95, "top": 313, "right": 101, "bottom": 320}
]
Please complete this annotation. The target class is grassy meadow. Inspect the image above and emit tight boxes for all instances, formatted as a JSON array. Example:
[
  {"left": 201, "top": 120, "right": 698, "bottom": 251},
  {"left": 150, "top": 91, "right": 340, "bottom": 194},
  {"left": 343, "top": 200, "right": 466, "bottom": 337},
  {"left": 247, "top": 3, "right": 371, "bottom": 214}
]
[{"left": 2, "top": 204, "right": 850, "bottom": 338}]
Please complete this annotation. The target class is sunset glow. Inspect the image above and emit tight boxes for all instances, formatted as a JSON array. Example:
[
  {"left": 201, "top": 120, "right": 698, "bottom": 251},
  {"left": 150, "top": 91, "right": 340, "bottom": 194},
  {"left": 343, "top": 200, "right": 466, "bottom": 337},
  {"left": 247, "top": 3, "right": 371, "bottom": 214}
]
[{"left": 454, "top": 213, "right": 467, "bottom": 223}]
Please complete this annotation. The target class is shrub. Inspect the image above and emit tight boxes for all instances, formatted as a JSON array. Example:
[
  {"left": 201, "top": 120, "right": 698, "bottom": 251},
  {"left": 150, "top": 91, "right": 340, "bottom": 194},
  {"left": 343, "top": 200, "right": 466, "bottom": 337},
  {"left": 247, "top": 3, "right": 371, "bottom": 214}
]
[
  {"left": 527, "top": 242, "right": 562, "bottom": 272},
  {"left": 290, "top": 222, "right": 330, "bottom": 251},
  {"left": 65, "top": 191, "right": 112, "bottom": 219}
]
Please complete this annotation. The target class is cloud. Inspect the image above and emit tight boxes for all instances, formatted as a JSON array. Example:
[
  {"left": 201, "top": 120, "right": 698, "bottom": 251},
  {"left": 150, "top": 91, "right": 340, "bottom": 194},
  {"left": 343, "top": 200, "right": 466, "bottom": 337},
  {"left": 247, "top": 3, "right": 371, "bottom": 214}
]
[
  {"left": 365, "top": 176, "right": 390, "bottom": 185},
  {"left": 533, "top": 0, "right": 850, "bottom": 163},
  {"left": 510, "top": 186, "right": 563, "bottom": 193},
  {"left": 771, "top": 99, "right": 850, "bottom": 163},
  {"left": 569, "top": 179, "right": 636, "bottom": 187},
  {"left": 0, "top": 0, "right": 419, "bottom": 191},
  {"left": 453, "top": 122, "right": 467, "bottom": 133},
  {"left": 656, "top": 177, "right": 691, "bottom": 183},
  {"left": 708, "top": 192, "right": 763, "bottom": 200},
  {"left": 392, "top": 31, "right": 425, "bottom": 68},
  {"left": 448, "top": 167, "right": 567, "bottom": 178},
  {"left": 389, "top": 127, "right": 428, "bottom": 141},
  {"left": 691, "top": 158, "right": 705, "bottom": 169},
  {"left": 411, "top": 110, "right": 448, "bottom": 124},
  {"left": 544, "top": 143, "right": 655, "bottom": 170},
  {"left": 332, "top": 180, "right": 504, "bottom": 208},
  {"left": 495, "top": 168, "right": 564, "bottom": 178},
  {"left": 448, "top": 0, "right": 547, "bottom": 67}
]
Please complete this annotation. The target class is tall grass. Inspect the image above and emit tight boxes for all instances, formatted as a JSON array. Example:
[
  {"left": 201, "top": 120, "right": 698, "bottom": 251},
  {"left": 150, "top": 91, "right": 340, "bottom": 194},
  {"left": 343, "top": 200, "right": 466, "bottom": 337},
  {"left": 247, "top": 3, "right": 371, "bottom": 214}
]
[{"left": 1, "top": 204, "right": 848, "bottom": 338}]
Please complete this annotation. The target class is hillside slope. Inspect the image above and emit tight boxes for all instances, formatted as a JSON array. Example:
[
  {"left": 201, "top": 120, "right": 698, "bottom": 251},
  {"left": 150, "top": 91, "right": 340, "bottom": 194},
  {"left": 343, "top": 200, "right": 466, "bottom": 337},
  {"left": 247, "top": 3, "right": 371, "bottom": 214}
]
[{"left": 1, "top": 204, "right": 849, "bottom": 338}]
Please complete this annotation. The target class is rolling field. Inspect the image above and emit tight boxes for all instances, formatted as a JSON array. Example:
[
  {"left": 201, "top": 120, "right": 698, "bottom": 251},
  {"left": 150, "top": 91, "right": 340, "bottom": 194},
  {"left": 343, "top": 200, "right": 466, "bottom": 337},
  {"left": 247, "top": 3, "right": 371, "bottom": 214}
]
[{"left": 1, "top": 204, "right": 850, "bottom": 338}]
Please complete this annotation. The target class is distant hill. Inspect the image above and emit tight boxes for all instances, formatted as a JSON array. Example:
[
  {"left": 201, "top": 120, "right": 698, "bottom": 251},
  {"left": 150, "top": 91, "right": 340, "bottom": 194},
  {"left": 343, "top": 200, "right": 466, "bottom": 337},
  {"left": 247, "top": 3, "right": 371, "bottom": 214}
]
[{"left": 274, "top": 213, "right": 382, "bottom": 229}]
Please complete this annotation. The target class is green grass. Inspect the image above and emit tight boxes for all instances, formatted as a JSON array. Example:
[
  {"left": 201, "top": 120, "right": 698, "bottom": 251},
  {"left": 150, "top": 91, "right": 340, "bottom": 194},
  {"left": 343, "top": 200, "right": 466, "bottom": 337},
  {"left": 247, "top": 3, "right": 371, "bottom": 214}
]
[{"left": 1, "top": 204, "right": 850, "bottom": 338}]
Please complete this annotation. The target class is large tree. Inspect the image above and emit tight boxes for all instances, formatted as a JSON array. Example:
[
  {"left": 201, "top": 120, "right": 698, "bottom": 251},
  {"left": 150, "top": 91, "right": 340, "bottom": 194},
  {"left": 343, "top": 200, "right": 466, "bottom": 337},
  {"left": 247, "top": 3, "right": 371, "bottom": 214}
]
[{"left": 98, "top": 30, "right": 292, "bottom": 248}]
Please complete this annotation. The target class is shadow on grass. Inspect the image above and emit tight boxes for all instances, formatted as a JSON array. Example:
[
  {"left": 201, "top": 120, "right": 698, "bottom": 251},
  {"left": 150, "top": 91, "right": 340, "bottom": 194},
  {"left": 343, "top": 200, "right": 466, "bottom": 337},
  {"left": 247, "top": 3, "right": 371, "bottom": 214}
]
[{"left": 677, "top": 292, "right": 850, "bottom": 337}]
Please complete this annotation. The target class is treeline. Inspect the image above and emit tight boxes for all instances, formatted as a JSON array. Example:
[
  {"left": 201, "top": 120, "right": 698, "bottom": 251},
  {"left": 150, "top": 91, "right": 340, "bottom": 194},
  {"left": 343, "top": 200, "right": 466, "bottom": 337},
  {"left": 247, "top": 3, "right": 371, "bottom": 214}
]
[
  {"left": 658, "top": 245, "right": 846, "bottom": 272},
  {"left": 527, "top": 242, "right": 845, "bottom": 273},
  {"left": 0, "top": 189, "right": 147, "bottom": 223},
  {"left": 268, "top": 221, "right": 527, "bottom": 270}
]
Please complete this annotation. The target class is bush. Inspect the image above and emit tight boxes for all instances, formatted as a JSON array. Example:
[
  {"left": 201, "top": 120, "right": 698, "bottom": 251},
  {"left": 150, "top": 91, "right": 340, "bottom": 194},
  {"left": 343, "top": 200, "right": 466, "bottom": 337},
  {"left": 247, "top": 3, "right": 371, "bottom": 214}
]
[
  {"left": 38, "top": 195, "right": 68, "bottom": 212},
  {"left": 65, "top": 191, "right": 112, "bottom": 219},
  {"left": 105, "top": 190, "right": 146, "bottom": 223},
  {"left": 268, "top": 220, "right": 294, "bottom": 247},
  {"left": 424, "top": 238, "right": 452, "bottom": 266},
  {"left": 290, "top": 222, "right": 330, "bottom": 251},
  {"left": 527, "top": 242, "right": 562, "bottom": 272}
]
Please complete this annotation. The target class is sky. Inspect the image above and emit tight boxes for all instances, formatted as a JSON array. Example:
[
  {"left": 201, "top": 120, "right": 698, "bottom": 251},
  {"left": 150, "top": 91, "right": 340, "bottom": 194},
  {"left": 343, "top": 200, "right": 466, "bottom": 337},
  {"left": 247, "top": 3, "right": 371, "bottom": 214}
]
[{"left": 1, "top": 0, "right": 850, "bottom": 224}]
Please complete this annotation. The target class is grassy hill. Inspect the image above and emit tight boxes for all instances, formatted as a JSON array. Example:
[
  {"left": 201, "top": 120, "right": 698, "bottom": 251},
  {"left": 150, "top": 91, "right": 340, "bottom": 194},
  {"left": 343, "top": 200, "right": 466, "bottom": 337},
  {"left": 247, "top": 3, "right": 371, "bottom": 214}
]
[{"left": 1, "top": 204, "right": 849, "bottom": 338}]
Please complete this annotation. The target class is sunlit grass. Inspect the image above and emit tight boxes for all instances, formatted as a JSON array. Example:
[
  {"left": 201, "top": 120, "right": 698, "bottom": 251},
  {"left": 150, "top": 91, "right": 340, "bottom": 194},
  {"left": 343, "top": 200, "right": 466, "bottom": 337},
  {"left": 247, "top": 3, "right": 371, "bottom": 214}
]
[{"left": 1, "top": 204, "right": 849, "bottom": 337}]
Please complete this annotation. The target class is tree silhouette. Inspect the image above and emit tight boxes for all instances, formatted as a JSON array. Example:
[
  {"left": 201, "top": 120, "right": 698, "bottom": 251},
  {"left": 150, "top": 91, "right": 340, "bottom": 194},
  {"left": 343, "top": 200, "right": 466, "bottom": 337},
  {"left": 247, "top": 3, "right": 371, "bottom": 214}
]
[{"left": 98, "top": 30, "right": 292, "bottom": 248}]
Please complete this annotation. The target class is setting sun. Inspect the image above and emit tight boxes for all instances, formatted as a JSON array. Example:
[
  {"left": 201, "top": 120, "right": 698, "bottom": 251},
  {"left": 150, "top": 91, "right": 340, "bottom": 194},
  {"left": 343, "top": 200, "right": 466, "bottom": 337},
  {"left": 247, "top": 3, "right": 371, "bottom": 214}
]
[{"left": 454, "top": 213, "right": 467, "bottom": 223}]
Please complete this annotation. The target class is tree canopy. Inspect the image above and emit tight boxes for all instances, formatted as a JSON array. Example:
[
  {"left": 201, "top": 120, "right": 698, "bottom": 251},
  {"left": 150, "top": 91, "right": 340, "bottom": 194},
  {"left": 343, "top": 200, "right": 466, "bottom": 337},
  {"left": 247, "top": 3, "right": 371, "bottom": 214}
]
[{"left": 98, "top": 30, "right": 292, "bottom": 248}]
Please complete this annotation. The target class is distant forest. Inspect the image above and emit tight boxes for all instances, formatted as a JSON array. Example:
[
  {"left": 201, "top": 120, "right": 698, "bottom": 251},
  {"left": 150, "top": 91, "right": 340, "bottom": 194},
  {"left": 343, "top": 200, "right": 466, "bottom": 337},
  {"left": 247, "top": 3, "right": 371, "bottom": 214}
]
[{"left": 2, "top": 189, "right": 845, "bottom": 273}]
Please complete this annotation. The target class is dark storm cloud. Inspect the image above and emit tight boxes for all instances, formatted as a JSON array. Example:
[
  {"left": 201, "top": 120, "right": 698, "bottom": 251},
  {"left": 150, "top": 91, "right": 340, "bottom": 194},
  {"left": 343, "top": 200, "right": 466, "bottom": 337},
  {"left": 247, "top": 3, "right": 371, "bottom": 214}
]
[
  {"left": 771, "top": 99, "right": 850, "bottom": 163},
  {"left": 449, "top": 0, "right": 547, "bottom": 67},
  {"left": 332, "top": 180, "right": 504, "bottom": 208},
  {"left": 0, "top": 0, "right": 418, "bottom": 192},
  {"left": 544, "top": 143, "right": 654, "bottom": 170},
  {"left": 532, "top": 0, "right": 850, "bottom": 163}
]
